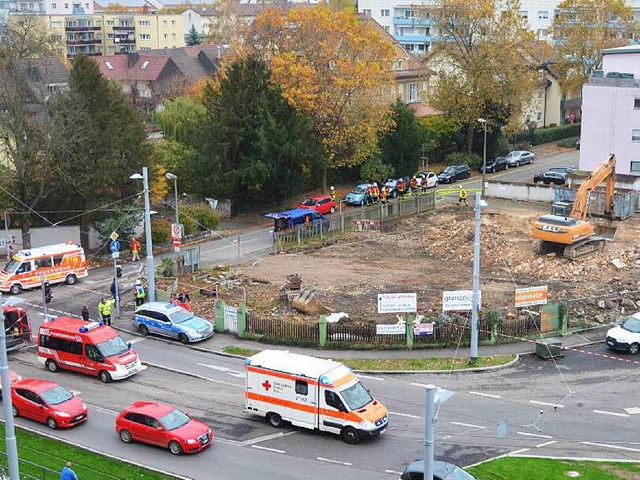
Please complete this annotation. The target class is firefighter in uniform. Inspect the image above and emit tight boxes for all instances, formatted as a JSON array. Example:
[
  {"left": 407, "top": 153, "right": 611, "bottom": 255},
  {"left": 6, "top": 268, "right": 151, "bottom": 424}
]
[
  {"left": 380, "top": 185, "right": 388, "bottom": 204},
  {"left": 410, "top": 176, "right": 418, "bottom": 195},
  {"left": 329, "top": 186, "right": 336, "bottom": 202}
]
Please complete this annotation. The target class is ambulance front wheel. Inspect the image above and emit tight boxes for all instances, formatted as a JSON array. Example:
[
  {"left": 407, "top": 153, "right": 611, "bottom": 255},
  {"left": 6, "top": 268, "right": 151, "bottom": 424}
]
[
  {"left": 9, "top": 284, "right": 20, "bottom": 295},
  {"left": 65, "top": 274, "right": 77, "bottom": 285},
  {"left": 267, "top": 412, "right": 283, "bottom": 428},
  {"left": 341, "top": 426, "right": 360, "bottom": 445},
  {"left": 45, "top": 360, "right": 59, "bottom": 373}
]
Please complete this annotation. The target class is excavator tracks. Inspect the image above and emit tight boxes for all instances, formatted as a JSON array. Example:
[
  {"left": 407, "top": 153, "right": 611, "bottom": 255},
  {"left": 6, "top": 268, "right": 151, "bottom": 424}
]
[{"left": 534, "top": 238, "right": 609, "bottom": 260}]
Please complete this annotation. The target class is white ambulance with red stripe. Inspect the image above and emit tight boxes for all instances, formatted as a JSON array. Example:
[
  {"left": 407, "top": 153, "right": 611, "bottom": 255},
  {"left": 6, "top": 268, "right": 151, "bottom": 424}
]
[{"left": 245, "top": 350, "right": 388, "bottom": 444}]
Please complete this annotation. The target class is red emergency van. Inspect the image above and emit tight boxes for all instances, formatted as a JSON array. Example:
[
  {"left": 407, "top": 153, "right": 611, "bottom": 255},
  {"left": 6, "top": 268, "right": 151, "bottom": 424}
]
[{"left": 37, "top": 318, "right": 142, "bottom": 383}]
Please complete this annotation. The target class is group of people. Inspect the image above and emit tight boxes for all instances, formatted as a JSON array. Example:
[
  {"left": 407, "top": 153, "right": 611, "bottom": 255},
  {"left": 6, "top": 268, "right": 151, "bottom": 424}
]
[
  {"left": 80, "top": 277, "right": 148, "bottom": 326},
  {"left": 170, "top": 288, "right": 192, "bottom": 310}
]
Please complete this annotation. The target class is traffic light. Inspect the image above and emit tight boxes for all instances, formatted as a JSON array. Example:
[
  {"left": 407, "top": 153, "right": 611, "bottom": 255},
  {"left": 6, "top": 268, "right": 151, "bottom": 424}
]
[
  {"left": 44, "top": 282, "right": 52, "bottom": 304},
  {"left": 116, "top": 265, "right": 122, "bottom": 278}
]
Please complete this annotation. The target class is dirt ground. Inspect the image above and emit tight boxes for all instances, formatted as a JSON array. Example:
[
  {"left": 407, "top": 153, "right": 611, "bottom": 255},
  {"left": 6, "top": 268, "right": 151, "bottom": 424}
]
[{"left": 216, "top": 199, "right": 640, "bottom": 323}]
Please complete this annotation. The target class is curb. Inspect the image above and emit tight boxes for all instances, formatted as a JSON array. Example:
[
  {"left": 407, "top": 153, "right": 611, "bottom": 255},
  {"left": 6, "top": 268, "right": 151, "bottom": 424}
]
[{"left": 352, "top": 354, "right": 521, "bottom": 375}]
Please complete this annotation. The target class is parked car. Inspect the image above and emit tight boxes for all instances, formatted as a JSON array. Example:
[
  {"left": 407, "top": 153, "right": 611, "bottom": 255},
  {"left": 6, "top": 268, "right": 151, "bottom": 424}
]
[
  {"left": 401, "top": 460, "right": 478, "bottom": 480},
  {"left": 437, "top": 165, "right": 471, "bottom": 184},
  {"left": 11, "top": 379, "right": 87, "bottom": 429},
  {"left": 116, "top": 401, "right": 213, "bottom": 455},
  {"left": 0, "top": 370, "right": 21, "bottom": 398},
  {"left": 132, "top": 302, "right": 214, "bottom": 344},
  {"left": 415, "top": 171, "right": 438, "bottom": 188},
  {"left": 504, "top": 150, "right": 535, "bottom": 167},
  {"left": 533, "top": 171, "right": 567, "bottom": 185},
  {"left": 298, "top": 195, "right": 335, "bottom": 215},
  {"left": 480, "top": 156, "right": 508, "bottom": 173},
  {"left": 383, "top": 178, "right": 399, "bottom": 198},
  {"left": 549, "top": 165, "right": 577, "bottom": 175},
  {"left": 265, "top": 209, "right": 330, "bottom": 232},
  {"left": 344, "top": 183, "right": 374, "bottom": 206},
  {"left": 606, "top": 313, "right": 640, "bottom": 354}
]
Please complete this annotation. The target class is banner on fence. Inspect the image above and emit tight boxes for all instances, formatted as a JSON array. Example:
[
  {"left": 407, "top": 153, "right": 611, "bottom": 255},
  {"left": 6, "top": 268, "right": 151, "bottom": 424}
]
[
  {"left": 376, "top": 323, "right": 405, "bottom": 335},
  {"left": 515, "top": 286, "right": 548, "bottom": 308},
  {"left": 377, "top": 293, "right": 417, "bottom": 314},
  {"left": 414, "top": 322, "right": 434, "bottom": 336},
  {"left": 353, "top": 219, "right": 380, "bottom": 232},
  {"left": 442, "top": 290, "right": 481, "bottom": 312},
  {"left": 224, "top": 305, "right": 238, "bottom": 333}
]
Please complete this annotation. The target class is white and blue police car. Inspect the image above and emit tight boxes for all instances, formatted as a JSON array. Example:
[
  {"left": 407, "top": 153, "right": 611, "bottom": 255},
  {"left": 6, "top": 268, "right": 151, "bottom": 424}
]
[{"left": 132, "top": 302, "right": 213, "bottom": 344}]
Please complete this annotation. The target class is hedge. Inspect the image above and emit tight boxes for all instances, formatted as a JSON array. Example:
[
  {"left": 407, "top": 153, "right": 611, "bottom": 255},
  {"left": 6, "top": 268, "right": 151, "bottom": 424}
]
[{"left": 512, "top": 123, "right": 581, "bottom": 146}]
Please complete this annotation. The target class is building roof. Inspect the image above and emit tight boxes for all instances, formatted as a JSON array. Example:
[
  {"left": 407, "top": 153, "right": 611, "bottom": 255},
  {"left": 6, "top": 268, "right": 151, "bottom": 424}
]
[
  {"left": 94, "top": 0, "right": 158, "bottom": 12},
  {"left": 26, "top": 57, "right": 69, "bottom": 85},
  {"left": 95, "top": 53, "right": 176, "bottom": 81},
  {"left": 408, "top": 101, "right": 442, "bottom": 117},
  {"left": 601, "top": 45, "right": 640, "bottom": 56}
]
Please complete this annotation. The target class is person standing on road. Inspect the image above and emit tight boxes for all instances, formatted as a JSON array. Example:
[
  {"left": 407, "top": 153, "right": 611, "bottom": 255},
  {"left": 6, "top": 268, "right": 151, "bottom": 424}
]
[
  {"left": 81, "top": 305, "right": 89, "bottom": 322},
  {"left": 134, "top": 279, "right": 146, "bottom": 307},
  {"left": 130, "top": 238, "right": 141, "bottom": 262},
  {"left": 61, "top": 461, "right": 78, "bottom": 480},
  {"left": 458, "top": 185, "right": 468, "bottom": 206},
  {"left": 101, "top": 298, "right": 115, "bottom": 326},
  {"left": 97, "top": 298, "right": 107, "bottom": 322}
]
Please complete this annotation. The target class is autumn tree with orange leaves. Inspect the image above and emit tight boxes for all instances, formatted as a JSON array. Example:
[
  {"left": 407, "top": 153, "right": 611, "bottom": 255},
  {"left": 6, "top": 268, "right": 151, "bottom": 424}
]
[{"left": 247, "top": 5, "right": 397, "bottom": 190}]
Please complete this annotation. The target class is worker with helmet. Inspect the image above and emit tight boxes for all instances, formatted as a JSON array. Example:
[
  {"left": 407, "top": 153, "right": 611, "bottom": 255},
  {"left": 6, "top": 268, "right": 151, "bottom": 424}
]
[
  {"left": 372, "top": 182, "right": 379, "bottom": 203},
  {"left": 134, "top": 278, "right": 147, "bottom": 307},
  {"left": 329, "top": 186, "right": 336, "bottom": 202},
  {"left": 380, "top": 185, "right": 388, "bottom": 204},
  {"left": 458, "top": 185, "right": 468, "bottom": 205},
  {"left": 410, "top": 176, "right": 418, "bottom": 194}
]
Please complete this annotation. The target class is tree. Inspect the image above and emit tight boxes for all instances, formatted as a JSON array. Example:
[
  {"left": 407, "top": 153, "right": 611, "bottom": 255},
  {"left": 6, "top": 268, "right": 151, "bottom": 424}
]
[
  {"left": 186, "top": 24, "right": 201, "bottom": 46},
  {"left": 552, "top": 0, "right": 637, "bottom": 95},
  {"left": 379, "top": 100, "right": 426, "bottom": 176},
  {"left": 421, "top": 0, "right": 538, "bottom": 153},
  {"left": 248, "top": 5, "right": 397, "bottom": 190},
  {"left": 207, "top": 0, "right": 247, "bottom": 45}
]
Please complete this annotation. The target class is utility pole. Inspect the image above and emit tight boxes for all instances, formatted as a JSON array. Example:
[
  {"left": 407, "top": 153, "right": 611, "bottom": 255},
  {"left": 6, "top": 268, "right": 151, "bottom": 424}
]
[
  {"left": 470, "top": 192, "right": 482, "bottom": 363},
  {"left": 130, "top": 168, "right": 155, "bottom": 302},
  {"left": 3, "top": 212, "right": 9, "bottom": 259},
  {"left": 0, "top": 297, "right": 20, "bottom": 480},
  {"left": 477, "top": 118, "right": 488, "bottom": 197},
  {"left": 41, "top": 273, "right": 48, "bottom": 322},
  {"left": 423, "top": 385, "right": 436, "bottom": 480},
  {"left": 113, "top": 259, "right": 120, "bottom": 318}
]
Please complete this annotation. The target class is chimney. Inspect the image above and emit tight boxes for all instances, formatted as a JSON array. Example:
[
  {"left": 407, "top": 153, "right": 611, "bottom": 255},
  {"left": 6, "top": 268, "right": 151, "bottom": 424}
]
[{"left": 128, "top": 52, "right": 139, "bottom": 68}]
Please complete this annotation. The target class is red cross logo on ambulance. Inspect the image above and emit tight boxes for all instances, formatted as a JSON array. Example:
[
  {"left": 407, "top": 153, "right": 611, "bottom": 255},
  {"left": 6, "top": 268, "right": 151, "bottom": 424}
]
[{"left": 262, "top": 380, "right": 271, "bottom": 391}]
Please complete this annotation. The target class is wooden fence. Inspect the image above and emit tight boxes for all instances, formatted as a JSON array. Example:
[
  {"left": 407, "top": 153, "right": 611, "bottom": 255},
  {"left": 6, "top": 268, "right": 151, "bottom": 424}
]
[{"left": 247, "top": 313, "right": 319, "bottom": 343}]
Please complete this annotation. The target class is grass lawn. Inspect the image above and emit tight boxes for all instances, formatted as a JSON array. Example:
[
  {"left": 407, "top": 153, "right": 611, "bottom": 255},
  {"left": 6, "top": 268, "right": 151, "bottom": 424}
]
[
  {"left": 468, "top": 457, "right": 640, "bottom": 480},
  {"left": 221, "top": 346, "right": 514, "bottom": 371},
  {"left": 0, "top": 423, "right": 175, "bottom": 480}
]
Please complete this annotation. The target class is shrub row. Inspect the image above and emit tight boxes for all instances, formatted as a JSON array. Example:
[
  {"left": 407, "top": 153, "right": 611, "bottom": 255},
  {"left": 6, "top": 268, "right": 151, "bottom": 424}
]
[
  {"left": 513, "top": 123, "right": 581, "bottom": 146},
  {"left": 150, "top": 203, "right": 220, "bottom": 245}
]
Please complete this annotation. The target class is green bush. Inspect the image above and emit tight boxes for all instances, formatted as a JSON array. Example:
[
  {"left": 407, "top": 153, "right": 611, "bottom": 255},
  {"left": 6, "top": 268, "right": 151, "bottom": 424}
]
[
  {"left": 444, "top": 152, "right": 482, "bottom": 168},
  {"left": 548, "top": 123, "right": 557, "bottom": 128},
  {"left": 557, "top": 136, "right": 579, "bottom": 148},
  {"left": 151, "top": 218, "right": 171, "bottom": 245},
  {"left": 360, "top": 157, "right": 395, "bottom": 183},
  {"left": 179, "top": 204, "right": 220, "bottom": 236},
  {"left": 513, "top": 123, "right": 580, "bottom": 146}
]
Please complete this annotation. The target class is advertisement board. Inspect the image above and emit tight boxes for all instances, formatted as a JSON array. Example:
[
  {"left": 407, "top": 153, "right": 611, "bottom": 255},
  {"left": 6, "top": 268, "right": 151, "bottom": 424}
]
[{"left": 377, "top": 293, "right": 417, "bottom": 314}]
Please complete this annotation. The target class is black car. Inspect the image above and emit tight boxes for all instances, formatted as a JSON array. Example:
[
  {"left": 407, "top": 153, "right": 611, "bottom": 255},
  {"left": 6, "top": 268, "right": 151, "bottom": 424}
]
[
  {"left": 437, "top": 165, "right": 471, "bottom": 184},
  {"left": 401, "top": 460, "right": 478, "bottom": 480},
  {"left": 549, "top": 165, "right": 576, "bottom": 175},
  {"left": 533, "top": 171, "right": 567, "bottom": 185},
  {"left": 480, "top": 156, "right": 508, "bottom": 173}
]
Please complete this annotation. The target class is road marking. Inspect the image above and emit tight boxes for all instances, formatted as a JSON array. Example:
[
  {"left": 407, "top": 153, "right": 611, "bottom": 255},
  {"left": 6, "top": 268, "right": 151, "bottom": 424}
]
[
  {"left": 517, "top": 432, "right": 553, "bottom": 439},
  {"left": 200, "top": 238, "right": 260, "bottom": 255},
  {"left": 536, "top": 440, "right": 557, "bottom": 448},
  {"left": 593, "top": 410, "right": 629, "bottom": 418},
  {"left": 85, "top": 403, "right": 118, "bottom": 416},
  {"left": 357, "top": 374, "right": 384, "bottom": 382},
  {"left": 411, "top": 382, "right": 431, "bottom": 388},
  {"left": 197, "top": 363, "right": 244, "bottom": 378},
  {"left": 468, "top": 391, "right": 501, "bottom": 399},
  {"left": 143, "top": 362, "right": 243, "bottom": 388},
  {"left": 69, "top": 390, "right": 82, "bottom": 396},
  {"left": 582, "top": 442, "right": 640, "bottom": 453},
  {"left": 241, "top": 431, "right": 298, "bottom": 446},
  {"left": 384, "top": 470, "right": 403, "bottom": 475},
  {"left": 624, "top": 407, "right": 640, "bottom": 415},
  {"left": 529, "top": 400, "right": 564, "bottom": 408},
  {"left": 451, "top": 422, "right": 486, "bottom": 429},
  {"left": 317, "top": 457, "right": 352, "bottom": 467},
  {"left": 251, "top": 445, "right": 285, "bottom": 454},
  {"left": 128, "top": 338, "right": 145, "bottom": 345},
  {"left": 389, "top": 411, "right": 421, "bottom": 419},
  {"left": 509, "top": 448, "right": 531, "bottom": 455}
]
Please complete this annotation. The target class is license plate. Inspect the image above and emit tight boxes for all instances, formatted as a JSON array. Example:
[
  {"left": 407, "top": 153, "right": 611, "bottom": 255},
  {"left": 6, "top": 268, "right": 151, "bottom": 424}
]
[
  {"left": 379, "top": 427, "right": 386, "bottom": 435},
  {"left": 607, "top": 341, "right": 614, "bottom": 346}
]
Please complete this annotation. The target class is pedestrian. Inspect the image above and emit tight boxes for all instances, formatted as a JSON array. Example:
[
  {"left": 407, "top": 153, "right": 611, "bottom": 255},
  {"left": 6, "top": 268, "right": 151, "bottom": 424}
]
[
  {"left": 97, "top": 298, "right": 107, "bottom": 322},
  {"left": 61, "top": 461, "right": 78, "bottom": 480},
  {"left": 170, "top": 293, "right": 180, "bottom": 305},
  {"left": 134, "top": 279, "right": 146, "bottom": 307},
  {"left": 178, "top": 288, "right": 190, "bottom": 304},
  {"left": 130, "top": 238, "right": 141, "bottom": 262},
  {"left": 110, "top": 279, "right": 117, "bottom": 300},
  {"left": 81, "top": 305, "right": 89, "bottom": 322},
  {"left": 458, "top": 185, "right": 468, "bottom": 206},
  {"left": 101, "top": 298, "right": 115, "bottom": 326},
  {"left": 380, "top": 186, "right": 388, "bottom": 204},
  {"left": 397, "top": 178, "right": 407, "bottom": 197},
  {"left": 329, "top": 186, "right": 336, "bottom": 202},
  {"left": 410, "top": 176, "right": 418, "bottom": 194},
  {"left": 421, "top": 176, "right": 428, "bottom": 194}
]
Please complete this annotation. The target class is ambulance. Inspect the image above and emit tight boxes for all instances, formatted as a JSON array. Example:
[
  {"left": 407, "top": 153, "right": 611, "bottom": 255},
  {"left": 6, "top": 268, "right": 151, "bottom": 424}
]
[
  {"left": 37, "top": 317, "right": 142, "bottom": 383},
  {"left": 245, "top": 350, "right": 389, "bottom": 444},
  {"left": 0, "top": 242, "right": 88, "bottom": 294}
]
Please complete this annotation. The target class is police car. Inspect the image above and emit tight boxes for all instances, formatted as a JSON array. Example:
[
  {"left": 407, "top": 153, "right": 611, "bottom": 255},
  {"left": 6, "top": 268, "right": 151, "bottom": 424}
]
[{"left": 132, "top": 302, "right": 213, "bottom": 344}]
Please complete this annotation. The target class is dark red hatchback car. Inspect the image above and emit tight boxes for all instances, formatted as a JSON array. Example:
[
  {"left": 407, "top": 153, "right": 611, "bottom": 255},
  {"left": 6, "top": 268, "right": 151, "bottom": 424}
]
[
  {"left": 116, "top": 401, "right": 212, "bottom": 455},
  {"left": 298, "top": 195, "right": 336, "bottom": 215}
]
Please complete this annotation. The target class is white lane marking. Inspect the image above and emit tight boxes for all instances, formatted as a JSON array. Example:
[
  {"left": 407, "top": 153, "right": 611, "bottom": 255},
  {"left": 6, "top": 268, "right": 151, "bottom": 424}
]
[
  {"left": 529, "top": 400, "right": 564, "bottom": 408},
  {"left": 200, "top": 238, "right": 260, "bottom": 255},
  {"left": 624, "top": 407, "right": 640, "bottom": 415},
  {"left": 251, "top": 445, "right": 285, "bottom": 454},
  {"left": 517, "top": 432, "right": 553, "bottom": 439},
  {"left": 411, "top": 382, "right": 431, "bottom": 388},
  {"left": 469, "top": 391, "right": 501, "bottom": 399},
  {"left": 582, "top": 442, "right": 640, "bottom": 453},
  {"left": 593, "top": 410, "right": 629, "bottom": 418},
  {"left": 128, "top": 338, "right": 145, "bottom": 345},
  {"left": 451, "top": 422, "right": 486, "bottom": 429},
  {"left": 536, "top": 440, "right": 557, "bottom": 448},
  {"left": 143, "top": 362, "right": 243, "bottom": 388},
  {"left": 241, "top": 431, "right": 298, "bottom": 446},
  {"left": 509, "top": 448, "right": 531, "bottom": 455},
  {"left": 69, "top": 390, "right": 82, "bottom": 396},
  {"left": 197, "top": 363, "right": 244, "bottom": 378},
  {"left": 85, "top": 403, "right": 118, "bottom": 416},
  {"left": 389, "top": 411, "right": 421, "bottom": 419},
  {"left": 357, "top": 374, "right": 384, "bottom": 382},
  {"left": 317, "top": 457, "right": 352, "bottom": 467},
  {"left": 384, "top": 470, "right": 403, "bottom": 475}
]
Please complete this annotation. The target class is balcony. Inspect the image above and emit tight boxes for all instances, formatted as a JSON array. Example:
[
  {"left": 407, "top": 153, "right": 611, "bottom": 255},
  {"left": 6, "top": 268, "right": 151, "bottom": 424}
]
[
  {"left": 588, "top": 76, "right": 640, "bottom": 88},
  {"left": 66, "top": 38, "right": 102, "bottom": 45},
  {"left": 65, "top": 25, "right": 101, "bottom": 32},
  {"left": 395, "top": 34, "right": 433, "bottom": 43},
  {"left": 113, "top": 25, "right": 135, "bottom": 31},
  {"left": 393, "top": 16, "right": 432, "bottom": 26}
]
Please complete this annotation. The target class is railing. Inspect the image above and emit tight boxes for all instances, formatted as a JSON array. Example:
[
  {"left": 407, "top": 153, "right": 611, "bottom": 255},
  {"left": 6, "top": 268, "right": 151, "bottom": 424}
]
[
  {"left": 65, "top": 26, "right": 101, "bottom": 31},
  {"left": 113, "top": 25, "right": 135, "bottom": 30},
  {"left": 247, "top": 313, "right": 319, "bottom": 343},
  {"left": 66, "top": 39, "right": 102, "bottom": 45}
]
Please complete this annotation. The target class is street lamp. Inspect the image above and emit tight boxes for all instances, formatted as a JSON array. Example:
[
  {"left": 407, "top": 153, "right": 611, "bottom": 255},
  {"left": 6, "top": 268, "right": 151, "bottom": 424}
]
[
  {"left": 477, "top": 118, "right": 488, "bottom": 197},
  {"left": 130, "top": 167, "right": 155, "bottom": 302},
  {"left": 165, "top": 172, "right": 179, "bottom": 226}
]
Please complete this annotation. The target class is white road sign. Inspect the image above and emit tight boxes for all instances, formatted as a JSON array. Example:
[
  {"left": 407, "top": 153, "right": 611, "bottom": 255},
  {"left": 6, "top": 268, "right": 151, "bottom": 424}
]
[
  {"left": 377, "top": 293, "right": 417, "bottom": 314},
  {"left": 171, "top": 223, "right": 182, "bottom": 239},
  {"left": 442, "top": 290, "right": 481, "bottom": 312}
]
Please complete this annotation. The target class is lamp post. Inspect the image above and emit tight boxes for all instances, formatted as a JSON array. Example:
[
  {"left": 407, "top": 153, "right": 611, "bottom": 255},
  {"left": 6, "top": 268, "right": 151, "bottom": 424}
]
[
  {"left": 130, "top": 168, "right": 155, "bottom": 302},
  {"left": 165, "top": 172, "right": 179, "bottom": 226},
  {"left": 477, "top": 118, "right": 488, "bottom": 197}
]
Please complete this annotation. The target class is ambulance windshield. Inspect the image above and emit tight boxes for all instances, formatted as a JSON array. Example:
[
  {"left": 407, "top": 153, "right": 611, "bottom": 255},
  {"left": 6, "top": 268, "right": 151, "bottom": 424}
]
[
  {"left": 4, "top": 259, "right": 20, "bottom": 273},
  {"left": 96, "top": 335, "right": 129, "bottom": 358},
  {"left": 340, "top": 381, "right": 373, "bottom": 411}
]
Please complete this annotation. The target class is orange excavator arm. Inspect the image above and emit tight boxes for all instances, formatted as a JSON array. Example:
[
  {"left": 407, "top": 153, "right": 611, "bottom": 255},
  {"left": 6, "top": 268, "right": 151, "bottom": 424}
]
[{"left": 570, "top": 154, "right": 616, "bottom": 221}]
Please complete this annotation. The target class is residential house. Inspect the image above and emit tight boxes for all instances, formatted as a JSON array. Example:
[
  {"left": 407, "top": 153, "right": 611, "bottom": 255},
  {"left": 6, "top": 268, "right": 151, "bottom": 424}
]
[{"left": 180, "top": 2, "right": 270, "bottom": 40}]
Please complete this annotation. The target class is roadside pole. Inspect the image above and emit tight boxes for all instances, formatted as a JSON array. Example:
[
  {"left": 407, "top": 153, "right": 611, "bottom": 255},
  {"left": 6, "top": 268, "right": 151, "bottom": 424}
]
[
  {"left": 423, "top": 385, "right": 436, "bottom": 480},
  {"left": 470, "top": 192, "right": 481, "bottom": 363},
  {"left": 0, "top": 297, "right": 20, "bottom": 480},
  {"left": 113, "top": 258, "right": 120, "bottom": 318},
  {"left": 3, "top": 212, "right": 9, "bottom": 259},
  {"left": 41, "top": 273, "right": 48, "bottom": 322}
]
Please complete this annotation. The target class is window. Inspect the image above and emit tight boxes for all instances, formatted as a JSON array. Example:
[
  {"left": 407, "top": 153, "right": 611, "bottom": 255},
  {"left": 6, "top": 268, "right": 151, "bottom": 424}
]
[
  {"left": 107, "top": 33, "right": 114, "bottom": 39},
  {"left": 404, "top": 9, "right": 414, "bottom": 18},
  {"left": 295, "top": 380, "right": 308, "bottom": 396},
  {"left": 51, "top": 2, "right": 56, "bottom": 7},
  {"left": 35, "top": 257, "right": 52, "bottom": 269},
  {"left": 39, "top": 335, "right": 83, "bottom": 355},
  {"left": 631, "top": 161, "right": 640, "bottom": 172},
  {"left": 124, "top": 412, "right": 145, "bottom": 424},
  {"left": 140, "top": 33, "right": 150, "bottom": 40},
  {"left": 85, "top": 344, "right": 104, "bottom": 362},
  {"left": 362, "top": 8, "right": 371, "bottom": 16},
  {"left": 16, "top": 262, "right": 31, "bottom": 274},
  {"left": 29, "top": 2, "right": 33, "bottom": 8},
  {"left": 538, "top": 29, "right": 548, "bottom": 37},
  {"left": 171, "top": 20, "right": 175, "bottom": 25},
  {"left": 51, "top": 20, "right": 62, "bottom": 27},
  {"left": 519, "top": 10, "right": 528, "bottom": 19},
  {"left": 105, "top": 61, "right": 113, "bottom": 70},
  {"left": 634, "top": 98, "right": 640, "bottom": 109},
  {"left": 525, "top": 114, "right": 531, "bottom": 123},
  {"left": 172, "top": 33, "right": 176, "bottom": 39},
  {"left": 84, "top": 2, "right": 88, "bottom": 8},
  {"left": 106, "top": 19, "right": 114, "bottom": 26},
  {"left": 163, "top": 33, "right": 167, "bottom": 39},
  {"left": 141, "top": 60, "right": 149, "bottom": 69},
  {"left": 408, "top": 82, "right": 417, "bottom": 102},
  {"left": 383, "top": 26, "right": 389, "bottom": 32},
  {"left": 163, "top": 20, "right": 167, "bottom": 26},
  {"left": 380, "top": 9, "right": 389, "bottom": 17},
  {"left": 537, "top": 112, "right": 543, "bottom": 122},
  {"left": 325, "top": 390, "right": 346, "bottom": 412},
  {"left": 538, "top": 10, "right": 549, "bottom": 20},
  {"left": 20, "top": 3, "right": 26, "bottom": 10},
  {"left": 138, "top": 20, "right": 150, "bottom": 26},
  {"left": 633, "top": 129, "right": 640, "bottom": 141},
  {"left": 64, "top": 3, "right": 68, "bottom": 8}
]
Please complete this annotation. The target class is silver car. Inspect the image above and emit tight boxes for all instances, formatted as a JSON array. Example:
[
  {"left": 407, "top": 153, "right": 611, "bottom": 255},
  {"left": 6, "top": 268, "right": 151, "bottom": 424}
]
[{"left": 505, "top": 150, "right": 535, "bottom": 167}]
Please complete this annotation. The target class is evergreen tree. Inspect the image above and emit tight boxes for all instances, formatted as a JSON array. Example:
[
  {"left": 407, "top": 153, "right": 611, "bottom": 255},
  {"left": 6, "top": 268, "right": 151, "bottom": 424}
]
[
  {"left": 186, "top": 25, "right": 201, "bottom": 46},
  {"left": 379, "top": 100, "right": 427, "bottom": 176}
]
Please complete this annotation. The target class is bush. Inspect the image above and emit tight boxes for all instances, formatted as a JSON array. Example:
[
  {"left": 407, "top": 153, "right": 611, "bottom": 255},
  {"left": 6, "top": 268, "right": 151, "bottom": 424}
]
[
  {"left": 151, "top": 218, "right": 171, "bottom": 245},
  {"left": 557, "top": 136, "right": 579, "bottom": 148},
  {"left": 512, "top": 123, "right": 580, "bottom": 146},
  {"left": 444, "top": 152, "right": 482, "bottom": 168},
  {"left": 549, "top": 123, "right": 557, "bottom": 128},
  {"left": 360, "top": 157, "right": 395, "bottom": 183},
  {"left": 179, "top": 204, "right": 220, "bottom": 236}
]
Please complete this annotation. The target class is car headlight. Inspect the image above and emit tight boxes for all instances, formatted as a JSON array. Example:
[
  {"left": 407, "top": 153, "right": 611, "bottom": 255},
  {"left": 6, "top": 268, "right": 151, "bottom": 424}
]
[
  {"left": 56, "top": 411, "right": 71, "bottom": 418},
  {"left": 185, "top": 439, "right": 198, "bottom": 445},
  {"left": 82, "top": 402, "right": 87, "bottom": 409}
]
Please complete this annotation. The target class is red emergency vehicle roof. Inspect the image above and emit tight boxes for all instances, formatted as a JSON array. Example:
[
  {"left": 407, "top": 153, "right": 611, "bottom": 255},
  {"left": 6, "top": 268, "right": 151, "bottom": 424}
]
[{"left": 39, "top": 317, "right": 117, "bottom": 343}]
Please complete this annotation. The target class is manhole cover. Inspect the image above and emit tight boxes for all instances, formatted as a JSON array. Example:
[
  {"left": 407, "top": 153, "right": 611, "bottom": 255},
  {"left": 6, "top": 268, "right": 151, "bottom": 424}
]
[{"left": 566, "top": 471, "right": 581, "bottom": 478}]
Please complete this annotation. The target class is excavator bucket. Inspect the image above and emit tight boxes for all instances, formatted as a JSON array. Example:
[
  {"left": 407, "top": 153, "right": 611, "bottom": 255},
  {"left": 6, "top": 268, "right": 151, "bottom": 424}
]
[{"left": 593, "top": 220, "right": 618, "bottom": 241}]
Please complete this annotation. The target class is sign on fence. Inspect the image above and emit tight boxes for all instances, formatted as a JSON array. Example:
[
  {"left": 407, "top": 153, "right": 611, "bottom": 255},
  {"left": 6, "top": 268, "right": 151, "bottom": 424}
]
[
  {"left": 414, "top": 322, "right": 434, "bottom": 336},
  {"left": 352, "top": 219, "right": 380, "bottom": 231},
  {"left": 224, "top": 305, "right": 238, "bottom": 333},
  {"left": 515, "top": 286, "right": 548, "bottom": 308},
  {"left": 376, "top": 323, "right": 405, "bottom": 335},
  {"left": 442, "top": 290, "right": 481, "bottom": 312},
  {"left": 377, "top": 293, "right": 417, "bottom": 314}
]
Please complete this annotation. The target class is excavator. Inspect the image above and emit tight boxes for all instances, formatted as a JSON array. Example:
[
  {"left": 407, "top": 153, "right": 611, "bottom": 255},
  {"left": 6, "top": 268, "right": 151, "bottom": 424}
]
[{"left": 531, "top": 154, "right": 617, "bottom": 260}]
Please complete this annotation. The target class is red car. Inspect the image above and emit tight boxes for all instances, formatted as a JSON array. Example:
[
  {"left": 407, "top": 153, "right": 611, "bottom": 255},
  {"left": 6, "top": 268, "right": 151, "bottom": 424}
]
[
  {"left": 298, "top": 195, "right": 336, "bottom": 214},
  {"left": 11, "top": 379, "right": 87, "bottom": 429},
  {"left": 0, "top": 370, "right": 22, "bottom": 398},
  {"left": 116, "top": 401, "right": 212, "bottom": 455}
]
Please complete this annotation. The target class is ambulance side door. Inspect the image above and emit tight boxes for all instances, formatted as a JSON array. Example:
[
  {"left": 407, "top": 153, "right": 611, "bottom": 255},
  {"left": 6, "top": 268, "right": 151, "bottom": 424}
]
[
  {"left": 319, "top": 387, "right": 348, "bottom": 434},
  {"left": 289, "top": 379, "right": 316, "bottom": 429}
]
